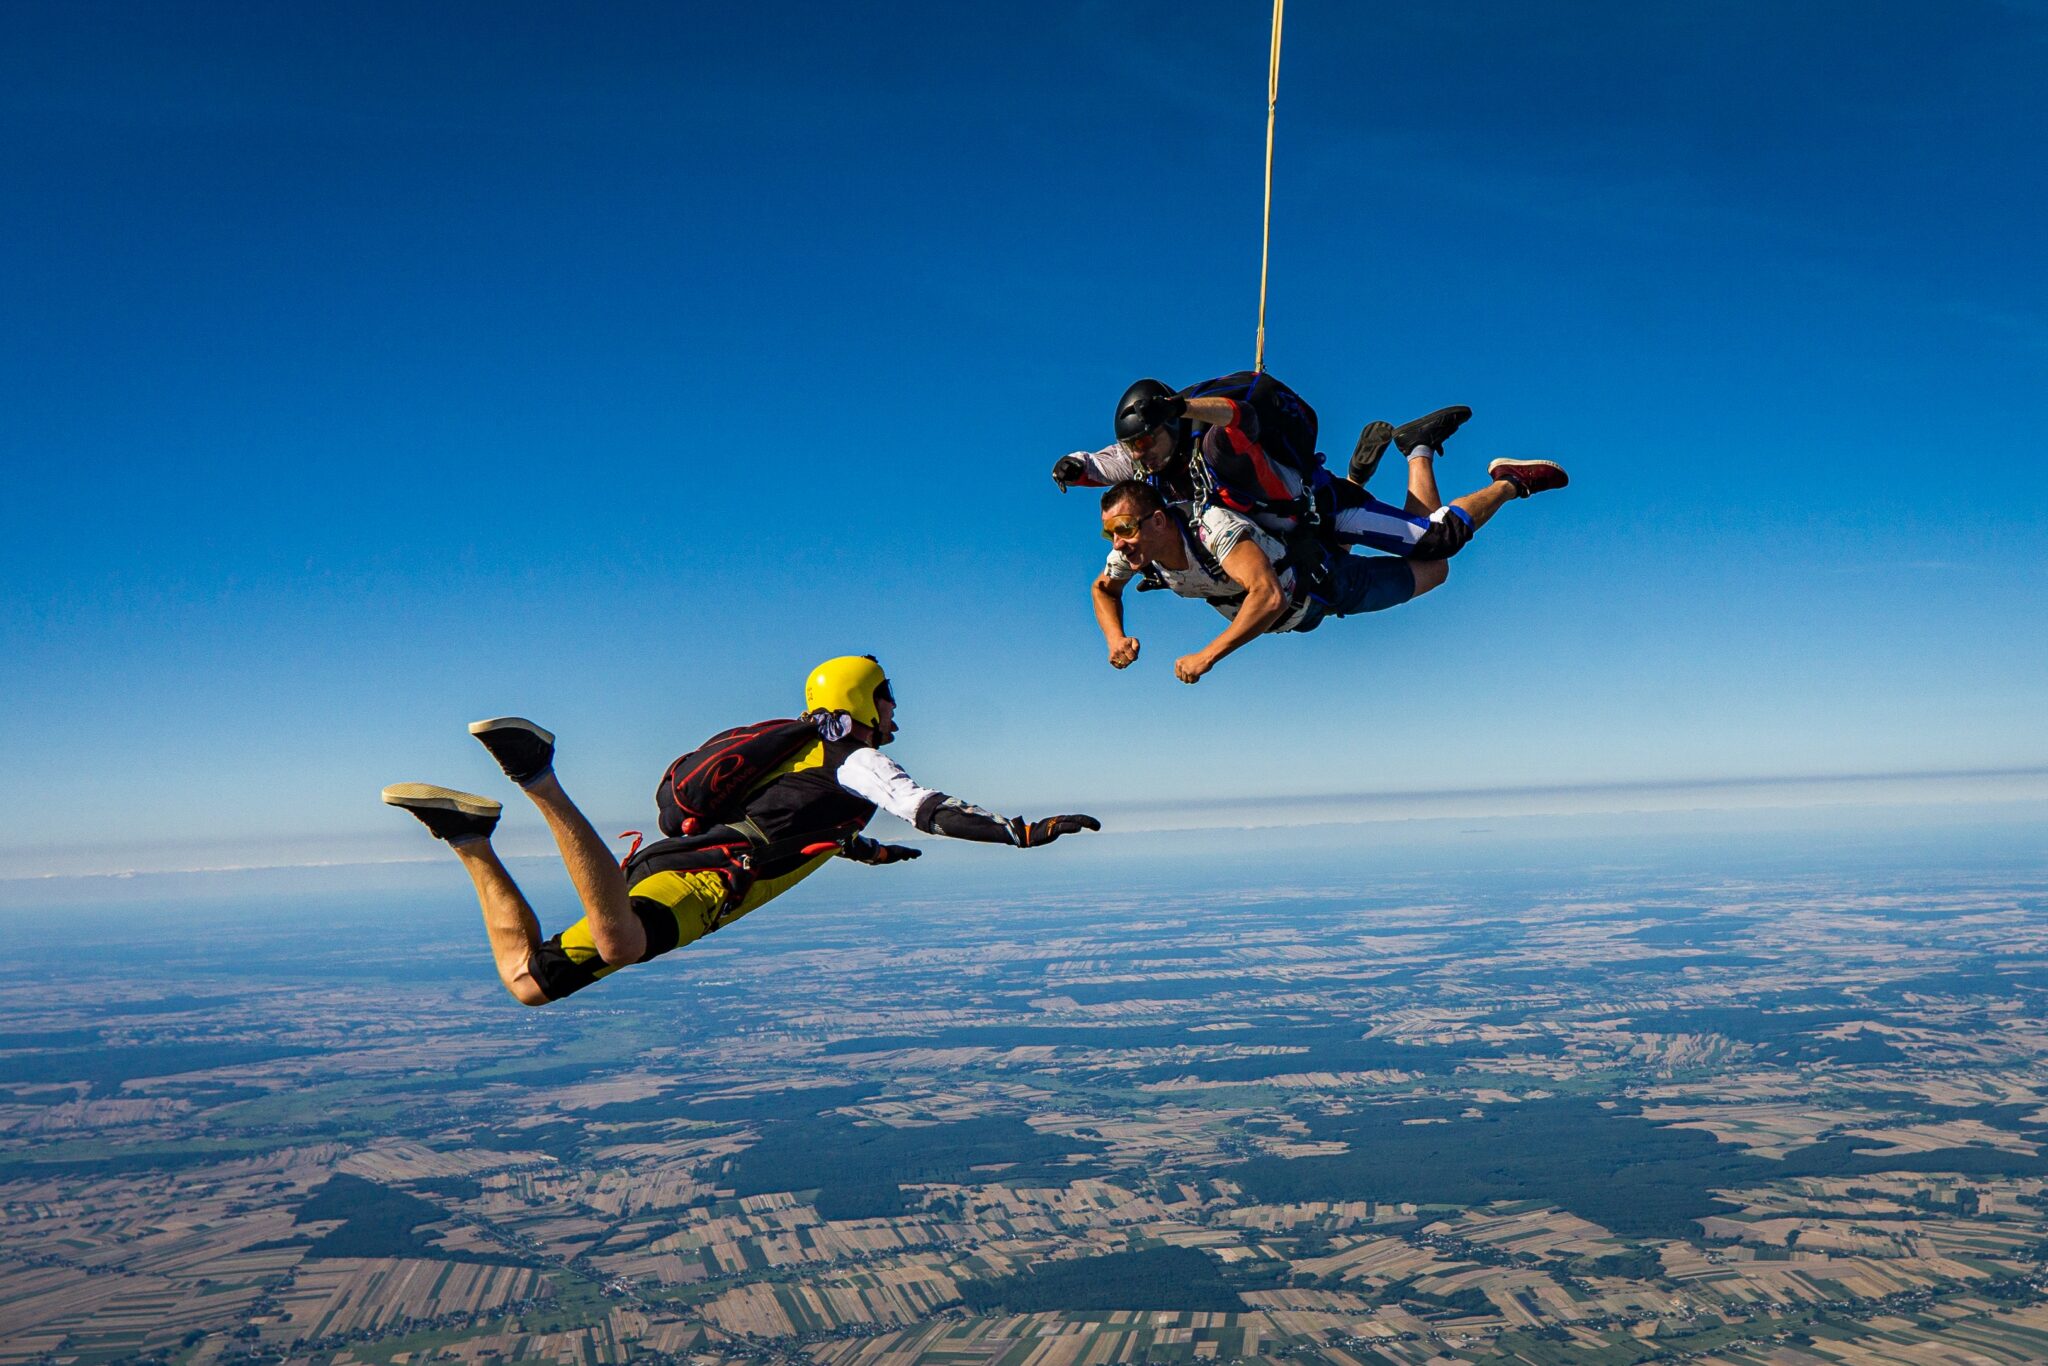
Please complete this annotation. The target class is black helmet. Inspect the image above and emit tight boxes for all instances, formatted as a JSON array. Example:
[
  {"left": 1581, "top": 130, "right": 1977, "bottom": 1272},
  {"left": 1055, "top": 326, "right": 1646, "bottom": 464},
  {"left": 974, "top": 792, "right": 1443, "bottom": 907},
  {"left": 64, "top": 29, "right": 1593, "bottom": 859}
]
[{"left": 1114, "top": 378, "right": 1174, "bottom": 442}]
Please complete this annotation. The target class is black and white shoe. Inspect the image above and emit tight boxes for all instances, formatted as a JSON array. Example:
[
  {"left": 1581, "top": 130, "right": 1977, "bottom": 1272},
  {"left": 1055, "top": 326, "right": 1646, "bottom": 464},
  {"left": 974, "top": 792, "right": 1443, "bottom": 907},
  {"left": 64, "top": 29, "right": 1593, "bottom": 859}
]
[
  {"left": 1393, "top": 405, "right": 1472, "bottom": 458},
  {"left": 382, "top": 784, "right": 502, "bottom": 843},
  {"left": 1347, "top": 420, "right": 1393, "bottom": 485},
  {"left": 468, "top": 717, "right": 555, "bottom": 786}
]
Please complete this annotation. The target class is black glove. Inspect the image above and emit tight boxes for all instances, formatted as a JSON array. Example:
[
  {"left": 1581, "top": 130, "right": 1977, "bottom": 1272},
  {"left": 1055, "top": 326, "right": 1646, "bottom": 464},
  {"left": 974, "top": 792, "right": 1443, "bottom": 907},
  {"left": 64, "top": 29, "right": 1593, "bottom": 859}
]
[
  {"left": 843, "top": 837, "right": 922, "bottom": 865},
  {"left": 1136, "top": 393, "right": 1187, "bottom": 429},
  {"left": 1008, "top": 814, "right": 1102, "bottom": 848},
  {"left": 1052, "top": 454, "right": 1087, "bottom": 492}
]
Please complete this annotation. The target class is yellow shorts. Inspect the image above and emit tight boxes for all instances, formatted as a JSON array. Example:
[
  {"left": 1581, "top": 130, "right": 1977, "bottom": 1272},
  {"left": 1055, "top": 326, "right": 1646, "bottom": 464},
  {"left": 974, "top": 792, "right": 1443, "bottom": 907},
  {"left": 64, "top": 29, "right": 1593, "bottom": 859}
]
[{"left": 530, "top": 853, "right": 833, "bottom": 1001}]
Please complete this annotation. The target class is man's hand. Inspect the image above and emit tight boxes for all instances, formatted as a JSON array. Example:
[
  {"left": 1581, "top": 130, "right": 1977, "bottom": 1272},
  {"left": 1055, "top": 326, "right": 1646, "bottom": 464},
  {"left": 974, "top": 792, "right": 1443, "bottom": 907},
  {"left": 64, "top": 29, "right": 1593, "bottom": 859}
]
[
  {"left": 1175, "top": 540, "right": 1285, "bottom": 684},
  {"left": 1109, "top": 635, "right": 1140, "bottom": 669},
  {"left": 1009, "top": 814, "right": 1102, "bottom": 848},
  {"left": 843, "top": 837, "right": 923, "bottom": 865},
  {"left": 1136, "top": 392, "right": 1187, "bottom": 429},
  {"left": 1052, "top": 454, "right": 1087, "bottom": 492}
]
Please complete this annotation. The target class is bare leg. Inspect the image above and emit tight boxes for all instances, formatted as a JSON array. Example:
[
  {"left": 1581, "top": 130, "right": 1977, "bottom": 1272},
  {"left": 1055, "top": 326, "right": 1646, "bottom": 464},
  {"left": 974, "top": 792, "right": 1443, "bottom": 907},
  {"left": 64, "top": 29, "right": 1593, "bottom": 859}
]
[
  {"left": 1405, "top": 450, "right": 1444, "bottom": 516},
  {"left": 448, "top": 841, "right": 551, "bottom": 1006},
  {"left": 520, "top": 772, "right": 645, "bottom": 966},
  {"left": 1409, "top": 557, "right": 1450, "bottom": 599},
  {"left": 1448, "top": 478, "right": 1520, "bottom": 531}
]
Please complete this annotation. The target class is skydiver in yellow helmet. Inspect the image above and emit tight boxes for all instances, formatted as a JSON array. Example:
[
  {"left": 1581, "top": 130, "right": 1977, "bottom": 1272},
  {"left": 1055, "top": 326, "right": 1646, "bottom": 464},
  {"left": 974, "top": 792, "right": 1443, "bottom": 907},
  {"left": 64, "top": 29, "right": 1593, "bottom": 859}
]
[
  {"left": 804, "top": 654, "right": 895, "bottom": 740},
  {"left": 381, "top": 655, "right": 1101, "bottom": 1006}
]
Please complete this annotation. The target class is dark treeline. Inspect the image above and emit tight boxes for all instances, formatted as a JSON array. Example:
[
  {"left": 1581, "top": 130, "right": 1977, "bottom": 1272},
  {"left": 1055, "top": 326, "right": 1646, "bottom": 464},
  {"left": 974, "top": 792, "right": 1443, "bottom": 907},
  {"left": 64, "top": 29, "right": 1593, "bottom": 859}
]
[
  {"left": 578, "top": 1082, "right": 882, "bottom": 1127},
  {"left": 723, "top": 1116, "right": 1101, "bottom": 1220},
  {"left": 258, "top": 1174, "right": 540, "bottom": 1265},
  {"left": 958, "top": 1246, "right": 1247, "bottom": 1313},
  {"left": 1629, "top": 919, "right": 1747, "bottom": 946},
  {"left": 1225, "top": 1098, "right": 2048, "bottom": 1242},
  {"left": 7, "top": 1042, "right": 320, "bottom": 1096}
]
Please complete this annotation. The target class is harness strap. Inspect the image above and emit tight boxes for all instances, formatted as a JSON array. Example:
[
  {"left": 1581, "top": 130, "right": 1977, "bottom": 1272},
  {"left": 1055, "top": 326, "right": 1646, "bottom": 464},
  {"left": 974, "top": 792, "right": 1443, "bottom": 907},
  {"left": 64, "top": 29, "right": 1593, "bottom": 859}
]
[
  {"left": 1141, "top": 501, "right": 1328, "bottom": 621},
  {"left": 1172, "top": 505, "right": 1230, "bottom": 581},
  {"left": 1141, "top": 506, "right": 1248, "bottom": 607},
  {"left": 729, "top": 816, "right": 852, "bottom": 870}
]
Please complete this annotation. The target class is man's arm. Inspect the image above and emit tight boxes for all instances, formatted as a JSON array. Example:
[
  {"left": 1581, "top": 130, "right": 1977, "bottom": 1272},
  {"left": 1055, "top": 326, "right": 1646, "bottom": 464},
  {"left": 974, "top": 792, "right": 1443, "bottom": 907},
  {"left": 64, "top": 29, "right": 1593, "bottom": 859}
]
[
  {"left": 1174, "top": 540, "right": 1288, "bottom": 684},
  {"left": 836, "top": 749, "right": 1101, "bottom": 849},
  {"left": 1136, "top": 392, "right": 1247, "bottom": 435},
  {"left": 1053, "top": 445, "right": 1138, "bottom": 491},
  {"left": 1182, "top": 396, "right": 1242, "bottom": 429},
  {"left": 1092, "top": 571, "right": 1140, "bottom": 669}
]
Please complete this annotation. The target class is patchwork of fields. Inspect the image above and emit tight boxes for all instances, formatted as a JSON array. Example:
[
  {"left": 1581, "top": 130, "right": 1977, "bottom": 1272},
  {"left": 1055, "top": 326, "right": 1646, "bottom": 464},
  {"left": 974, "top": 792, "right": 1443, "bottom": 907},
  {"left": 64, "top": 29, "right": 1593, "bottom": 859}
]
[{"left": 6, "top": 855, "right": 2048, "bottom": 1364}]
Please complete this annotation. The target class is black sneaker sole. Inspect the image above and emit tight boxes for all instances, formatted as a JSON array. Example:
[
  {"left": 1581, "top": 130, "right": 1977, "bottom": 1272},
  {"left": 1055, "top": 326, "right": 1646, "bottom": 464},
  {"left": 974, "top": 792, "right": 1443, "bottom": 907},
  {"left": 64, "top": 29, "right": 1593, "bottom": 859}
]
[
  {"left": 467, "top": 716, "right": 556, "bottom": 784},
  {"left": 382, "top": 783, "right": 503, "bottom": 841},
  {"left": 1393, "top": 405, "right": 1472, "bottom": 456},
  {"left": 381, "top": 784, "right": 503, "bottom": 818},
  {"left": 467, "top": 716, "right": 555, "bottom": 746},
  {"left": 1348, "top": 420, "right": 1393, "bottom": 485}
]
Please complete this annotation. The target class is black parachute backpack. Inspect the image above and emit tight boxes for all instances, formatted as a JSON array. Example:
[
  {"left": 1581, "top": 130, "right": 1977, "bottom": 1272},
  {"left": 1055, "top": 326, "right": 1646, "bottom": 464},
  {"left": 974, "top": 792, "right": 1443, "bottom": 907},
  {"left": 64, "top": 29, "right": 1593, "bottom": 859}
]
[
  {"left": 619, "top": 714, "right": 850, "bottom": 910},
  {"left": 1180, "top": 369, "right": 1335, "bottom": 600},
  {"left": 654, "top": 716, "right": 822, "bottom": 839},
  {"left": 1184, "top": 370, "right": 1323, "bottom": 500}
]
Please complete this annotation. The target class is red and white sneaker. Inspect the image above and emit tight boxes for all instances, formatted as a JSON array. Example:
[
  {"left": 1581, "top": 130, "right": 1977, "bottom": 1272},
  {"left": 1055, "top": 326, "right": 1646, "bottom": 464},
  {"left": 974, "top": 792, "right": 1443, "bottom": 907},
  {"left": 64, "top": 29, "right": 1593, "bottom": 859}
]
[{"left": 1487, "top": 458, "right": 1569, "bottom": 498}]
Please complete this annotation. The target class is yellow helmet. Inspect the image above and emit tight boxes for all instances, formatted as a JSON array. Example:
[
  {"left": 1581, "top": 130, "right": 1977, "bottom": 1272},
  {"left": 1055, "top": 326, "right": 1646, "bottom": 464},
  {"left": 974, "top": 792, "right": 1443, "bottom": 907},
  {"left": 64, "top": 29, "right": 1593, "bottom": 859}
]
[{"left": 804, "top": 655, "right": 892, "bottom": 729}]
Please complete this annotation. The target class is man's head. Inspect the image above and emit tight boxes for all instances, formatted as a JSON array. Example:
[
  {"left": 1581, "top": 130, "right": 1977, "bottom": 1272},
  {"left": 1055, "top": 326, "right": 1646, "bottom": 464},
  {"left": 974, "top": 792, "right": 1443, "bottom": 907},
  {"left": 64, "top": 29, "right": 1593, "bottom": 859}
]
[
  {"left": 805, "top": 654, "right": 898, "bottom": 746},
  {"left": 1114, "top": 378, "right": 1181, "bottom": 471},
  {"left": 1100, "top": 480, "right": 1177, "bottom": 568}
]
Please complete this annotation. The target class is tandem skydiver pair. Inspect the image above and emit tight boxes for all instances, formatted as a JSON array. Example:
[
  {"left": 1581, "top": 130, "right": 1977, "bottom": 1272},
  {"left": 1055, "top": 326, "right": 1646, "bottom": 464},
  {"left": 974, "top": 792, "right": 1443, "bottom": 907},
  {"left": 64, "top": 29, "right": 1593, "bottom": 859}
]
[
  {"left": 383, "top": 656, "right": 1098, "bottom": 1006},
  {"left": 1055, "top": 371, "right": 1568, "bottom": 683}
]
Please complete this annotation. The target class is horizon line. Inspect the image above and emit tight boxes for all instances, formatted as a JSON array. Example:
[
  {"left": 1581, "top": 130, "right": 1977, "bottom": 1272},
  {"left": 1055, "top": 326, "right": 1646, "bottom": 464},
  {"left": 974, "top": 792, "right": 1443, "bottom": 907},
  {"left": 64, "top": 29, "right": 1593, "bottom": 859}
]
[
  {"left": 4, "top": 763, "right": 2044, "bottom": 885},
  {"left": 1105, "top": 763, "right": 2048, "bottom": 817}
]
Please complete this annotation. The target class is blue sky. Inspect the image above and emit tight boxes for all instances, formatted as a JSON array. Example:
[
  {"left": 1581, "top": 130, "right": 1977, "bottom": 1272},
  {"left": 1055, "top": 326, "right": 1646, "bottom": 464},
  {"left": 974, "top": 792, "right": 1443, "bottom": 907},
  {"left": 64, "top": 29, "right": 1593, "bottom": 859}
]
[{"left": 3, "top": 1, "right": 2044, "bottom": 877}]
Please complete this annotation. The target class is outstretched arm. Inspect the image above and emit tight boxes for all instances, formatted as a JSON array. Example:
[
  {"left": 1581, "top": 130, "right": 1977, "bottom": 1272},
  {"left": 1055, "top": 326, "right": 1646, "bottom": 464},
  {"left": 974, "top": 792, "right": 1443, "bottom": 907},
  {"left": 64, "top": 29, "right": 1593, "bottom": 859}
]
[
  {"left": 1053, "top": 445, "right": 1138, "bottom": 492},
  {"left": 836, "top": 749, "right": 1101, "bottom": 849},
  {"left": 1093, "top": 572, "right": 1140, "bottom": 669},
  {"left": 1176, "top": 540, "right": 1287, "bottom": 684}
]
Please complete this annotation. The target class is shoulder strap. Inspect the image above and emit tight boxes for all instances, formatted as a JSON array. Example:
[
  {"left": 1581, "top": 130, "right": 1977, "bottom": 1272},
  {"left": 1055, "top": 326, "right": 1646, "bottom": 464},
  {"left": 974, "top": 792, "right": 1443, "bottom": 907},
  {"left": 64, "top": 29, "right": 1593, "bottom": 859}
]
[
  {"left": 1160, "top": 505, "right": 1245, "bottom": 608},
  {"left": 1169, "top": 504, "right": 1231, "bottom": 583}
]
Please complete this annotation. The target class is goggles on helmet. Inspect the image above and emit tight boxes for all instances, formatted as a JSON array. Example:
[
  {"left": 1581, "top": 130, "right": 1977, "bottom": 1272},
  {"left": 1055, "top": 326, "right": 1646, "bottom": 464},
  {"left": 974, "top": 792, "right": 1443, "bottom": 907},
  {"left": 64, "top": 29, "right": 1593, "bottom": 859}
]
[{"left": 1121, "top": 428, "right": 1177, "bottom": 472}]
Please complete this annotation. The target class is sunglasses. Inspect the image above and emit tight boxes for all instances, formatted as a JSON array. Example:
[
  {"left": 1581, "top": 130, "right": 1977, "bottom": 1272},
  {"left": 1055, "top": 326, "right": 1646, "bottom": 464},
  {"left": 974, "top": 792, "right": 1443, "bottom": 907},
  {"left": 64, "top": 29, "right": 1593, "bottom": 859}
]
[
  {"left": 1120, "top": 429, "right": 1170, "bottom": 462},
  {"left": 1101, "top": 513, "right": 1155, "bottom": 541}
]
